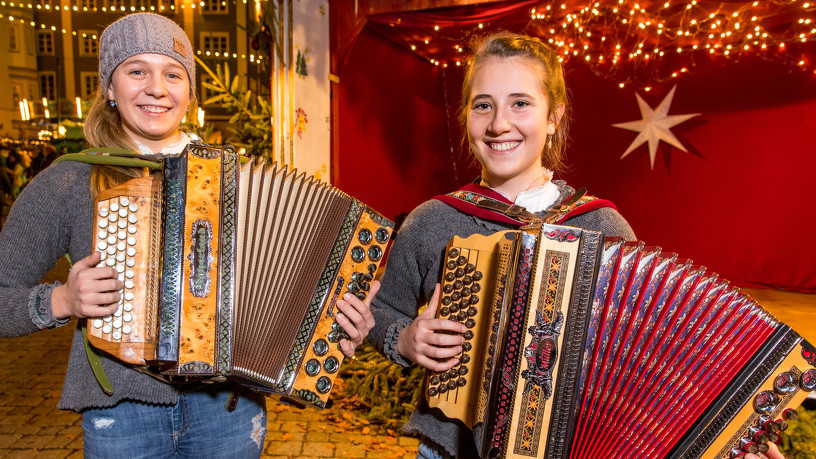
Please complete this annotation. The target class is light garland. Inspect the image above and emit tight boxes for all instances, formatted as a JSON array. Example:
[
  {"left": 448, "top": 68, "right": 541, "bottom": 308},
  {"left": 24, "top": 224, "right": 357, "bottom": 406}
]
[
  {"left": 0, "top": 0, "right": 236, "bottom": 13},
  {"left": 0, "top": 8, "right": 264, "bottom": 63},
  {"left": 386, "top": 0, "right": 816, "bottom": 88}
]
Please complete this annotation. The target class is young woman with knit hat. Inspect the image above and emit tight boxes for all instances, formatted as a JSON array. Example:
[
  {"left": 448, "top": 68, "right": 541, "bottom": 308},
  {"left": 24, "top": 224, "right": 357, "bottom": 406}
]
[{"left": 0, "top": 13, "right": 374, "bottom": 457}]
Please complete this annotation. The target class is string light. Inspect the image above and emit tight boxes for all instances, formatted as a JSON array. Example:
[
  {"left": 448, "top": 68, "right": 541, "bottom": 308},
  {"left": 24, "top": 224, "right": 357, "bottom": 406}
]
[{"left": 394, "top": 0, "right": 816, "bottom": 88}]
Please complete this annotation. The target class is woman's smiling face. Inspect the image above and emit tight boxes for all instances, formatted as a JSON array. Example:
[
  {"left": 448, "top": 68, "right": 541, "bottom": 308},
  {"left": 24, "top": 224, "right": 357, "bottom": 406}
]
[
  {"left": 466, "top": 56, "right": 558, "bottom": 199},
  {"left": 107, "top": 53, "right": 190, "bottom": 152}
]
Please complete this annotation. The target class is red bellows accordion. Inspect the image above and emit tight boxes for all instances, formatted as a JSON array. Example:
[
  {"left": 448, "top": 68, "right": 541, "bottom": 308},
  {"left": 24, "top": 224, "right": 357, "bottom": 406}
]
[
  {"left": 87, "top": 144, "right": 393, "bottom": 408},
  {"left": 426, "top": 224, "right": 815, "bottom": 458}
]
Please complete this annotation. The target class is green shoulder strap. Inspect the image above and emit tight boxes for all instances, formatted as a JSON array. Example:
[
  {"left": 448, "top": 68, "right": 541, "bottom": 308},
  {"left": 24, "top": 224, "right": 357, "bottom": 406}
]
[
  {"left": 82, "top": 320, "right": 114, "bottom": 395},
  {"left": 53, "top": 147, "right": 162, "bottom": 170}
]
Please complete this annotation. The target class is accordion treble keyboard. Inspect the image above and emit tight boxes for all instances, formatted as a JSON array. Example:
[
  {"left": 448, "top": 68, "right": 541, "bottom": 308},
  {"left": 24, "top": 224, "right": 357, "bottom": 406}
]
[
  {"left": 90, "top": 176, "right": 162, "bottom": 364},
  {"left": 427, "top": 231, "right": 521, "bottom": 428}
]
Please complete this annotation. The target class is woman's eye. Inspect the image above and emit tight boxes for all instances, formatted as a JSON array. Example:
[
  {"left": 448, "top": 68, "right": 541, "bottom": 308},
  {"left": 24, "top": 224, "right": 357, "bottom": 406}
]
[
  {"left": 473, "top": 102, "right": 491, "bottom": 111},
  {"left": 130, "top": 70, "right": 144, "bottom": 75},
  {"left": 513, "top": 100, "right": 530, "bottom": 108}
]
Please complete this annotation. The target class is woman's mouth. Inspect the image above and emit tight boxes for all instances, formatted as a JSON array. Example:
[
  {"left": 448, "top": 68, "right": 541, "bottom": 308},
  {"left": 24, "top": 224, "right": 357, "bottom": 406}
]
[
  {"left": 489, "top": 141, "right": 520, "bottom": 152},
  {"left": 139, "top": 105, "right": 170, "bottom": 114}
]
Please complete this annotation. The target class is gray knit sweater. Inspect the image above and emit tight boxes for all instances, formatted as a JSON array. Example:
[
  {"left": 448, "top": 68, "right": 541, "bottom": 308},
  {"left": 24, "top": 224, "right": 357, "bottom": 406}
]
[
  {"left": 0, "top": 161, "right": 181, "bottom": 411},
  {"left": 368, "top": 182, "right": 636, "bottom": 457}
]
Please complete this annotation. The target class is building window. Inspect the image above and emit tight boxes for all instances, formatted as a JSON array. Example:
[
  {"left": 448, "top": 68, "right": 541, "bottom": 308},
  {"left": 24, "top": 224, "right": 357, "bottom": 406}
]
[
  {"left": 9, "top": 25, "right": 19, "bottom": 52},
  {"left": 80, "top": 0, "right": 96, "bottom": 9},
  {"left": 39, "top": 73, "right": 56, "bottom": 101},
  {"left": 200, "top": 32, "right": 229, "bottom": 55},
  {"left": 81, "top": 72, "right": 99, "bottom": 99},
  {"left": 105, "top": 0, "right": 124, "bottom": 10},
  {"left": 37, "top": 0, "right": 53, "bottom": 7},
  {"left": 202, "top": 0, "right": 227, "bottom": 14},
  {"left": 79, "top": 30, "right": 98, "bottom": 57},
  {"left": 11, "top": 85, "right": 22, "bottom": 106},
  {"left": 37, "top": 31, "right": 54, "bottom": 55}
]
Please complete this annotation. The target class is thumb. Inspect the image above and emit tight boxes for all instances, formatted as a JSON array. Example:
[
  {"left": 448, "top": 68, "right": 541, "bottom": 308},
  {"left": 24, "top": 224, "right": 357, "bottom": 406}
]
[
  {"left": 418, "top": 284, "right": 441, "bottom": 319},
  {"left": 72, "top": 251, "right": 102, "bottom": 271},
  {"left": 365, "top": 280, "right": 381, "bottom": 306}
]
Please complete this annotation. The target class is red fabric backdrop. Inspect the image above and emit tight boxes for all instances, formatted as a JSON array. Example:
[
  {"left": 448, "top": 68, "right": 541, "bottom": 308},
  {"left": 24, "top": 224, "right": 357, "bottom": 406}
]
[{"left": 336, "top": 27, "right": 816, "bottom": 293}]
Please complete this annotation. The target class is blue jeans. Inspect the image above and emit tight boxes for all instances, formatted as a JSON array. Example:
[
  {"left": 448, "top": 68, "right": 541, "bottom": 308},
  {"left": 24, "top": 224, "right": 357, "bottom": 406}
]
[
  {"left": 416, "top": 438, "right": 452, "bottom": 459},
  {"left": 82, "top": 388, "right": 267, "bottom": 459}
]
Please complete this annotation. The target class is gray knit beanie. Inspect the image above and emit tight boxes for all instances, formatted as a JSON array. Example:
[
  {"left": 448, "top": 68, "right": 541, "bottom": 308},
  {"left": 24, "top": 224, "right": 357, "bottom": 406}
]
[{"left": 99, "top": 13, "right": 195, "bottom": 94}]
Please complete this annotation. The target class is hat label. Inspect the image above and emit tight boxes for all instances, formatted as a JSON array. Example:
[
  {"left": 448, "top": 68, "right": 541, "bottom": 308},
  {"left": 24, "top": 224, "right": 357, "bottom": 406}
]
[{"left": 173, "top": 37, "right": 187, "bottom": 57}]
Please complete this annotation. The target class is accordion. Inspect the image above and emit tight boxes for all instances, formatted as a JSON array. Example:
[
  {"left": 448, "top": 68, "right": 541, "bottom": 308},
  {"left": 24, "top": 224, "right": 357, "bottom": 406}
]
[
  {"left": 87, "top": 144, "right": 393, "bottom": 408},
  {"left": 426, "top": 224, "right": 815, "bottom": 458}
]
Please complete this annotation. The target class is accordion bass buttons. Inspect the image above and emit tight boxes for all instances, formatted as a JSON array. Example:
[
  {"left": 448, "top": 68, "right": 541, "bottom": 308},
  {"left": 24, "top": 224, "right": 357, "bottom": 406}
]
[
  {"left": 368, "top": 246, "right": 383, "bottom": 262},
  {"left": 774, "top": 371, "right": 798, "bottom": 394},
  {"left": 315, "top": 376, "right": 332, "bottom": 394},
  {"left": 313, "top": 339, "right": 329, "bottom": 356},
  {"left": 351, "top": 246, "right": 366, "bottom": 263},
  {"left": 753, "top": 390, "right": 780, "bottom": 414},
  {"left": 375, "top": 227, "right": 390, "bottom": 244},
  {"left": 783, "top": 408, "right": 800, "bottom": 421},
  {"left": 305, "top": 359, "right": 321, "bottom": 376},
  {"left": 323, "top": 356, "right": 340, "bottom": 374},
  {"left": 800, "top": 368, "right": 816, "bottom": 391},
  {"left": 358, "top": 229, "right": 372, "bottom": 244}
]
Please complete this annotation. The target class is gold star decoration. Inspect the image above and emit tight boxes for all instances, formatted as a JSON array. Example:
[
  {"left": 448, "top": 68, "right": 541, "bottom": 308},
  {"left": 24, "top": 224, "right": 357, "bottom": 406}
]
[{"left": 612, "top": 85, "right": 700, "bottom": 169}]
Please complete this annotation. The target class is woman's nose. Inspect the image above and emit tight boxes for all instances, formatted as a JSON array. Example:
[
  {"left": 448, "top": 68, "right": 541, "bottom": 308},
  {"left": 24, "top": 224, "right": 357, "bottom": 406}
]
[
  {"left": 488, "top": 107, "right": 511, "bottom": 134},
  {"left": 145, "top": 76, "right": 168, "bottom": 97}
]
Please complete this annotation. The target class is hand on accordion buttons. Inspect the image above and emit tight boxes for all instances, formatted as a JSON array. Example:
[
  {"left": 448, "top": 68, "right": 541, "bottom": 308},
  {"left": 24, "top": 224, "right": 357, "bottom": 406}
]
[
  {"left": 745, "top": 442, "right": 785, "bottom": 459},
  {"left": 335, "top": 280, "right": 380, "bottom": 357},
  {"left": 51, "top": 251, "right": 124, "bottom": 320},
  {"left": 396, "top": 283, "right": 469, "bottom": 373}
]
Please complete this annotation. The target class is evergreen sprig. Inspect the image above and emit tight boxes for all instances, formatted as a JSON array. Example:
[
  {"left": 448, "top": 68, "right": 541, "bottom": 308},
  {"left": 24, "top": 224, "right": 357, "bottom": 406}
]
[
  {"left": 193, "top": 58, "right": 274, "bottom": 161},
  {"left": 339, "top": 341, "right": 424, "bottom": 428}
]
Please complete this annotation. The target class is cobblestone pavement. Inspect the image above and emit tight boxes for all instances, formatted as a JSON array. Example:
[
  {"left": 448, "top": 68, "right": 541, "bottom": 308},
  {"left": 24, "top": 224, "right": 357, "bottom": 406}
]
[{"left": 0, "top": 323, "right": 418, "bottom": 458}]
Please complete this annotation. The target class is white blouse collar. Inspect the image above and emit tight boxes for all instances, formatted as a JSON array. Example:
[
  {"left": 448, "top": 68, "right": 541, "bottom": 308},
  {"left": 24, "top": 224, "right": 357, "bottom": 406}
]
[
  {"left": 135, "top": 132, "right": 191, "bottom": 158},
  {"left": 480, "top": 168, "right": 560, "bottom": 213}
]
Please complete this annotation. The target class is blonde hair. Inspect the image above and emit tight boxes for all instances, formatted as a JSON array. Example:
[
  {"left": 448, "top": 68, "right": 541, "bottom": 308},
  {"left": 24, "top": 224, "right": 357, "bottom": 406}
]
[{"left": 460, "top": 32, "right": 571, "bottom": 174}]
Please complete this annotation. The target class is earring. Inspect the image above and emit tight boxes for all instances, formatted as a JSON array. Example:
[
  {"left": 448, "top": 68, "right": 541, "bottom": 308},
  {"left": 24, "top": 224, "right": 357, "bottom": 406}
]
[
  {"left": 547, "top": 134, "right": 553, "bottom": 150},
  {"left": 108, "top": 100, "right": 116, "bottom": 108}
]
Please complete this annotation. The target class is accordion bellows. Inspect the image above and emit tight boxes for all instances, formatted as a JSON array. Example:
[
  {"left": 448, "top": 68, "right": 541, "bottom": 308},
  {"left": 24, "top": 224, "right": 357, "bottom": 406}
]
[
  {"left": 88, "top": 144, "right": 393, "bottom": 408},
  {"left": 426, "top": 224, "right": 815, "bottom": 458}
]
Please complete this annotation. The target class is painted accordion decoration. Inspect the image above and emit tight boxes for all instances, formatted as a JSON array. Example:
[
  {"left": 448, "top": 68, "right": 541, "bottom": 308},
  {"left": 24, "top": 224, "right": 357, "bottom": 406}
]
[
  {"left": 88, "top": 144, "right": 393, "bottom": 408},
  {"left": 426, "top": 224, "right": 816, "bottom": 458}
]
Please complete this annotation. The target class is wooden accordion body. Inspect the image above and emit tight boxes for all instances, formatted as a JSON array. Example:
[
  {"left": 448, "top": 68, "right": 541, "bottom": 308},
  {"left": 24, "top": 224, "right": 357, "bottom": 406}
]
[
  {"left": 426, "top": 224, "right": 816, "bottom": 458},
  {"left": 88, "top": 144, "right": 393, "bottom": 408}
]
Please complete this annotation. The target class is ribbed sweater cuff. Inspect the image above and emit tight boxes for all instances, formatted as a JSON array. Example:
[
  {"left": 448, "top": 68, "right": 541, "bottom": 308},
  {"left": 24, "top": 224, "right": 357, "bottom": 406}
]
[
  {"left": 384, "top": 317, "right": 413, "bottom": 367},
  {"left": 29, "top": 282, "right": 70, "bottom": 329}
]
